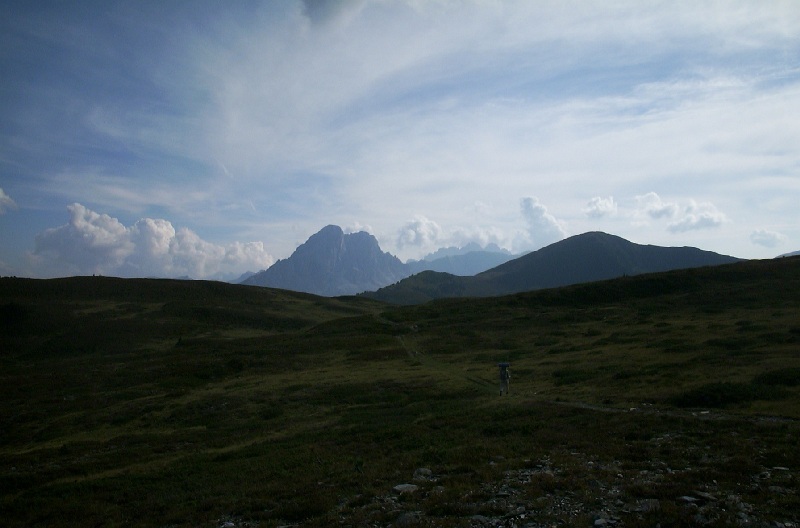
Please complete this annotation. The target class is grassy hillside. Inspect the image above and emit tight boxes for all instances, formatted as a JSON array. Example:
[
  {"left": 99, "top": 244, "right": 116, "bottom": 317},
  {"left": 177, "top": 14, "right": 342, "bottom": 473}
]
[{"left": 2, "top": 259, "right": 799, "bottom": 527}]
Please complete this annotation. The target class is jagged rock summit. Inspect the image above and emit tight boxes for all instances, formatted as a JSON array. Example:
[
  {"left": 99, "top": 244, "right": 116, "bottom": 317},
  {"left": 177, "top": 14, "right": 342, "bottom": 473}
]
[{"left": 242, "top": 225, "right": 408, "bottom": 296}]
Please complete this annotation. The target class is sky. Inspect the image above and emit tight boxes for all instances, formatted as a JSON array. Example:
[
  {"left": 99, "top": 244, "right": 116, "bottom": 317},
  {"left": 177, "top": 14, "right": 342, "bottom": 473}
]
[{"left": 1, "top": 1, "right": 799, "bottom": 280}]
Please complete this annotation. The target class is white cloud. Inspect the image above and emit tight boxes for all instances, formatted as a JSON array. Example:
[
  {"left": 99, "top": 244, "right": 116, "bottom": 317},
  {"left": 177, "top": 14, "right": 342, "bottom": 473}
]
[
  {"left": 396, "top": 215, "right": 443, "bottom": 250},
  {"left": 344, "top": 221, "right": 374, "bottom": 235},
  {"left": 32, "top": 203, "right": 273, "bottom": 278},
  {"left": 667, "top": 200, "right": 728, "bottom": 233},
  {"left": 449, "top": 225, "right": 508, "bottom": 251},
  {"left": 750, "top": 229, "right": 787, "bottom": 248},
  {"left": 223, "top": 241, "right": 274, "bottom": 269},
  {"left": 584, "top": 196, "right": 617, "bottom": 218},
  {"left": 301, "top": 0, "right": 365, "bottom": 26},
  {"left": 33, "top": 203, "right": 135, "bottom": 275},
  {"left": 0, "top": 188, "right": 18, "bottom": 214},
  {"left": 635, "top": 192, "right": 678, "bottom": 220},
  {"left": 520, "top": 197, "right": 566, "bottom": 250}
]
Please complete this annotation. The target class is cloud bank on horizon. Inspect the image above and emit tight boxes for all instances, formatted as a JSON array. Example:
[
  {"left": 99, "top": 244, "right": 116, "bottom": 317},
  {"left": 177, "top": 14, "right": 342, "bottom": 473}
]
[
  {"left": 1, "top": 1, "right": 799, "bottom": 278},
  {"left": 31, "top": 203, "right": 273, "bottom": 280}
]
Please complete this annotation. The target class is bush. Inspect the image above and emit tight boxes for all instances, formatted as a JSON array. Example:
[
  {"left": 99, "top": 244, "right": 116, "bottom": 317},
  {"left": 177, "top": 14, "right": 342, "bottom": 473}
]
[
  {"left": 670, "top": 382, "right": 756, "bottom": 408},
  {"left": 552, "top": 368, "right": 594, "bottom": 386},
  {"left": 670, "top": 381, "right": 788, "bottom": 408},
  {"left": 752, "top": 368, "right": 800, "bottom": 387}
]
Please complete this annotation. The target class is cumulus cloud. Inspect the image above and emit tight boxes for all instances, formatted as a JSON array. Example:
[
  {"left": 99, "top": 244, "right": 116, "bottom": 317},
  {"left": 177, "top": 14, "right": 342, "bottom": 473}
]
[
  {"left": 34, "top": 204, "right": 134, "bottom": 274},
  {"left": 344, "top": 222, "right": 374, "bottom": 235},
  {"left": 584, "top": 196, "right": 617, "bottom": 218},
  {"left": 632, "top": 192, "right": 728, "bottom": 233},
  {"left": 0, "top": 188, "right": 18, "bottom": 214},
  {"left": 449, "top": 225, "right": 508, "bottom": 251},
  {"left": 520, "top": 197, "right": 566, "bottom": 250},
  {"left": 750, "top": 229, "right": 787, "bottom": 248},
  {"left": 667, "top": 200, "right": 728, "bottom": 233},
  {"left": 33, "top": 203, "right": 274, "bottom": 278},
  {"left": 635, "top": 192, "right": 678, "bottom": 219},
  {"left": 396, "top": 215, "right": 443, "bottom": 250}
]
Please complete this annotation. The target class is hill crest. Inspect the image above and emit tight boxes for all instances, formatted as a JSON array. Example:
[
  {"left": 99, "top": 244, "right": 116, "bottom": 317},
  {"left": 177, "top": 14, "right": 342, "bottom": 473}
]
[{"left": 364, "top": 231, "right": 741, "bottom": 304}]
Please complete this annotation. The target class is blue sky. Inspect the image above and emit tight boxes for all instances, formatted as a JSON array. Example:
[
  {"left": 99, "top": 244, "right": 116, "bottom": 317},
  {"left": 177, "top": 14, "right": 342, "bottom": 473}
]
[{"left": 2, "top": 1, "right": 799, "bottom": 279}]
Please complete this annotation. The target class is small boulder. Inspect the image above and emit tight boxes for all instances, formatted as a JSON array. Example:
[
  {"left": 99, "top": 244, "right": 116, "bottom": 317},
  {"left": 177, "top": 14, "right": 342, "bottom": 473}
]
[
  {"left": 413, "top": 467, "right": 433, "bottom": 481},
  {"left": 393, "top": 483, "right": 419, "bottom": 495}
]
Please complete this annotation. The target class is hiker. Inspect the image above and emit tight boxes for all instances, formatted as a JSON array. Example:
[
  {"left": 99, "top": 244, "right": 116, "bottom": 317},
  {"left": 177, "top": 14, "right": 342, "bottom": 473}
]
[{"left": 498, "top": 363, "right": 510, "bottom": 395}]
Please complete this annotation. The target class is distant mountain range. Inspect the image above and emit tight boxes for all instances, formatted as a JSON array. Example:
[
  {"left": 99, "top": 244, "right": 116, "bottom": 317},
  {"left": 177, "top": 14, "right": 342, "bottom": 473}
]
[
  {"left": 362, "top": 231, "right": 741, "bottom": 304},
  {"left": 242, "top": 225, "right": 515, "bottom": 295},
  {"left": 406, "top": 244, "right": 515, "bottom": 276},
  {"left": 242, "top": 226, "right": 741, "bottom": 300}
]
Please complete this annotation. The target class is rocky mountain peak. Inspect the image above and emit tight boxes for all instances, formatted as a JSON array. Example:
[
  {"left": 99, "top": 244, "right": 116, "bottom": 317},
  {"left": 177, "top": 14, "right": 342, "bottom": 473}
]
[{"left": 243, "top": 225, "right": 407, "bottom": 296}]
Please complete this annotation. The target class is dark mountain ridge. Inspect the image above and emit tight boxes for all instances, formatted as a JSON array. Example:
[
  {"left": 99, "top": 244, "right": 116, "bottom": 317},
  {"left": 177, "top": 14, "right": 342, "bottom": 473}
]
[
  {"left": 479, "top": 231, "right": 740, "bottom": 293},
  {"left": 363, "top": 231, "right": 741, "bottom": 304}
]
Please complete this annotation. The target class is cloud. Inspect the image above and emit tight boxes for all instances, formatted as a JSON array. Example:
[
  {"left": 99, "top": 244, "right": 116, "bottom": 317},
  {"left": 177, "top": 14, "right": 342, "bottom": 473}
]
[
  {"left": 34, "top": 204, "right": 135, "bottom": 275},
  {"left": 301, "top": 0, "right": 363, "bottom": 26},
  {"left": 750, "top": 229, "right": 787, "bottom": 248},
  {"left": 520, "top": 197, "right": 566, "bottom": 250},
  {"left": 635, "top": 192, "right": 678, "bottom": 219},
  {"left": 631, "top": 193, "right": 729, "bottom": 234},
  {"left": 32, "top": 203, "right": 273, "bottom": 278},
  {"left": 396, "top": 215, "right": 443, "bottom": 250},
  {"left": 0, "top": 188, "right": 17, "bottom": 214},
  {"left": 667, "top": 200, "right": 728, "bottom": 233},
  {"left": 449, "top": 225, "right": 508, "bottom": 250},
  {"left": 4, "top": 2, "right": 800, "bottom": 265},
  {"left": 584, "top": 196, "right": 617, "bottom": 218},
  {"left": 344, "top": 221, "right": 374, "bottom": 235}
]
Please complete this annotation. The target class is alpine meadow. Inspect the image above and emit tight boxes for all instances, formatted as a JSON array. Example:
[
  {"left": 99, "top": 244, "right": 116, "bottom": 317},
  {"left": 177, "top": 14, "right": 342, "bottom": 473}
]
[{"left": 2, "top": 257, "right": 799, "bottom": 527}]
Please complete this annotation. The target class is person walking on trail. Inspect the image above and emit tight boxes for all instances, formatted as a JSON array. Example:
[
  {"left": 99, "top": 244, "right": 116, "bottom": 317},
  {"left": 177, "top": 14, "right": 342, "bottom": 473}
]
[{"left": 498, "top": 363, "right": 510, "bottom": 395}]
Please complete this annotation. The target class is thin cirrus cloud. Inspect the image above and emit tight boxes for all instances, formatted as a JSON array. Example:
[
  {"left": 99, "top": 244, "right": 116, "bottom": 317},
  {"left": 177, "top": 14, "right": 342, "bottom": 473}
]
[{"left": 0, "top": 188, "right": 17, "bottom": 214}]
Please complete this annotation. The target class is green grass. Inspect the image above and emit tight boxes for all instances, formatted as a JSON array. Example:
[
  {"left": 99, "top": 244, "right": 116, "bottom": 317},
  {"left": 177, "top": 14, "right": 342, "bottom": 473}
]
[{"left": 2, "top": 258, "right": 800, "bottom": 526}]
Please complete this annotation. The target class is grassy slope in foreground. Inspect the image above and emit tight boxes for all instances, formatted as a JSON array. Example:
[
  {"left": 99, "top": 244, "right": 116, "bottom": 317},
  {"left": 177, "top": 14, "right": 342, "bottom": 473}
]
[{"left": 1, "top": 258, "right": 799, "bottom": 527}]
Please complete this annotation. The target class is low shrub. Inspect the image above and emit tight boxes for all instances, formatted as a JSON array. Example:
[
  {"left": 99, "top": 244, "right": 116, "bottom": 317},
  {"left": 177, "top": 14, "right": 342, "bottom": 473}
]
[
  {"left": 752, "top": 367, "right": 800, "bottom": 387},
  {"left": 670, "top": 381, "right": 787, "bottom": 408},
  {"left": 552, "top": 368, "right": 595, "bottom": 386},
  {"left": 670, "top": 382, "right": 755, "bottom": 408}
]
